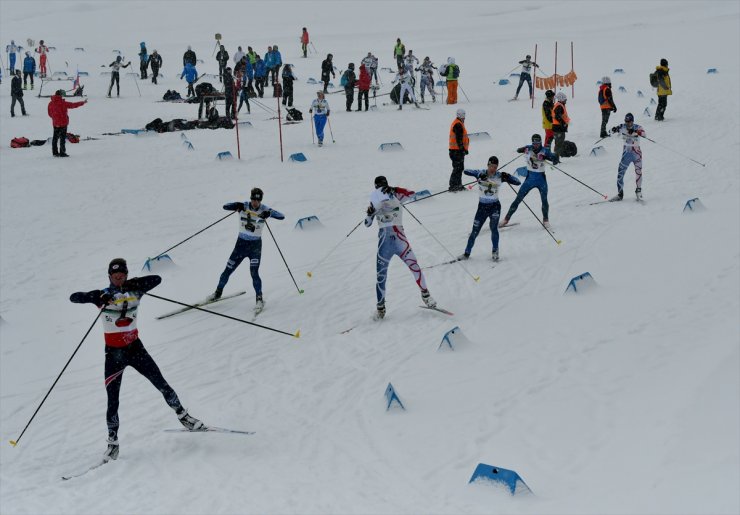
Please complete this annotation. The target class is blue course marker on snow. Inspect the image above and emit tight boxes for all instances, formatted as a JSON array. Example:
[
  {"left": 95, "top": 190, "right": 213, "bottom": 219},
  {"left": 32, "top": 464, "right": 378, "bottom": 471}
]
[
  {"left": 217, "top": 151, "right": 233, "bottom": 160},
  {"left": 385, "top": 383, "right": 405, "bottom": 411},
  {"left": 289, "top": 152, "right": 307, "bottom": 162},
  {"left": 294, "top": 215, "right": 322, "bottom": 229},
  {"left": 379, "top": 142, "right": 403, "bottom": 152},
  {"left": 590, "top": 146, "right": 606, "bottom": 157},
  {"left": 707, "top": 68, "right": 718, "bottom": 74},
  {"left": 439, "top": 326, "right": 461, "bottom": 350},
  {"left": 564, "top": 272, "right": 597, "bottom": 294},
  {"left": 498, "top": 79, "right": 510, "bottom": 85},
  {"left": 468, "top": 463, "right": 533, "bottom": 495},
  {"left": 614, "top": 68, "right": 625, "bottom": 74},
  {"left": 683, "top": 198, "right": 706, "bottom": 213}
]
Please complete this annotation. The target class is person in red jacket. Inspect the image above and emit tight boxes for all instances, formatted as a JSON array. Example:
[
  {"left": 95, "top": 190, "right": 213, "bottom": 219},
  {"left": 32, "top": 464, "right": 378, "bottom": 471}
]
[
  {"left": 301, "top": 27, "right": 310, "bottom": 58},
  {"left": 47, "top": 89, "right": 86, "bottom": 157},
  {"left": 356, "top": 63, "right": 371, "bottom": 112}
]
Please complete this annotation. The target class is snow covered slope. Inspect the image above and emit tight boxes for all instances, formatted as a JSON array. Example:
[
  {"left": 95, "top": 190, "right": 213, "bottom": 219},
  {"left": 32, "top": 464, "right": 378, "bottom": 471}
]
[{"left": 1, "top": 1, "right": 738, "bottom": 514}]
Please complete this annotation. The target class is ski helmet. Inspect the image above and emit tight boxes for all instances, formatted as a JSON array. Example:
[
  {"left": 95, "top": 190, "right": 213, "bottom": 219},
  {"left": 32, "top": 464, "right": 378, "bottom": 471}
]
[
  {"left": 456, "top": 108, "right": 466, "bottom": 118},
  {"left": 601, "top": 76, "right": 611, "bottom": 84},
  {"left": 531, "top": 133, "right": 542, "bottom": 144},
  {"left": 526, "top": 55, "right": 531, "bottom": 59},
  {"left": 250, "top": 187, "right": 264, "bottom": 201},
  {"left": 555, "top": 91, "right": 567, "bottom": 102},
  {"left": 545, "top": 89, "right": 555, "bottom": 98},
  {"left": 624, "top": 113, "right": 634, "bottom": 123},
  {"left": 488, "top": 156, "right": 499, "bottom": 165},
  {"left": 374, "top": 176, "right": 388, "bottom": 189},
  {"left": 116, "top": 55, "right": 122, "bottom": 61},
  {"left": 108, "top": 258, "right": 128, "bottom": 275}
]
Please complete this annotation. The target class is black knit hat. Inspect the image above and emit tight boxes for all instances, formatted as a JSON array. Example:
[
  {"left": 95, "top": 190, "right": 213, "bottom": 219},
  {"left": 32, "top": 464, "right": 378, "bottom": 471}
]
[
  {"left": 660, "top": 58, "right": 668, "bottom": 67},
  {"left": 250, "top": 187, "right": 264, "bottom": 201},
  {"left": 488, "top": 156, "right": 499, "bottom": 165},
  {"left": 108, "top": 258, "right": 128, "bottom": 275},
  {"left": 374, "top": 176, "right": 388, "bottom": 188}
]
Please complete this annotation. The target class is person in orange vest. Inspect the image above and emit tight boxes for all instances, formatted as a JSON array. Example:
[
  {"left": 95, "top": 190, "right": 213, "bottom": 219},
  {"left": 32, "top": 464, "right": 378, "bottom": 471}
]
[
  {"left": 448, "top": 108, "right": 469, "bottom": 191},
  {"left": 542, "top": 89, "right": 555, "bottom": 149},
  {"left": 598, "top": 76, "right": 617, "bottom": 138},
  {"left": 551, "top": 91, "right": 570, "bottom": 157}
]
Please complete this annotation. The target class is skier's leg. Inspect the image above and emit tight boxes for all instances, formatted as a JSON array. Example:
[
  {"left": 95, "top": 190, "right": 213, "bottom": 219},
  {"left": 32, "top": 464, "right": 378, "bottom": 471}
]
[
  {"left": 465, "top": 203, "right": 488, "bottom": 255},
  {"left": 617, "top": 153, "right": 630, "bottom": 193},
  {"left": 104, "top": 346, "right": 127, "bottom": 438},
  {"left": 488, "top": 203, "right": 501, "bottom": 250},
  {"left": 515, "top": 74, "right": 525, "bottom": 97},
  {"left": 536, "top": 175, "right": 549, "bottom": 220},
  {"left": 505, "top": 176, "right": 535, "bottom": 220},
  {"left": 128, "top": 339, "right": 182, "bottom": 411},
  {"left": 247, "top": 240, "right": 263, "bottom": 297},
  {"left": 633, "top": 151, "right": 643, "bottom": 190},
  {"left": 375, "top": 229, "right": 393, "bottom": 305},
  {"left": 217, "top": 239, "right": 249, "bottom": 291},
  {"left": 394, "top": 227, "right": 428, "bottom": 292}
]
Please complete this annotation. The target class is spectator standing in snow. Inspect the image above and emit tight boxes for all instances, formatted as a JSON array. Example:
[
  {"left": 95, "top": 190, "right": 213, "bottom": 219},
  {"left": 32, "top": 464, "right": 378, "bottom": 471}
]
[
  {"left": 216, "top": 45, "right": 229, "bottom": 83},
  {"left": 459, "top": 156, "right": 522, "bottom": 262},
  {"left": 108, "top": 56, "right": 131, "bottom": 97},
  {"left": 448, "top": 108, "right": 468, "bottom": 191},
  {"left": 321, "top": 53, "right": 335, "bottom": 93},
  {"left": 440, "top": 57, "right": 460, "bottom": 104},
  {"left": 183, "top": 45, "right": 196, "bottom": 67},
  {"left": 22, "top": 51, "right": 36, "bottom": 89},
  {"left": 598, "top": 76, "right": 617, "bottom": 137},
  {"left": 270, "top": 45, "right": 282, "bottom": 85},
  {"left": 223, "top": 67, "right": 236, "bottom": 120},
  {"left": 47, "top": 89, "right": 86, "bottom": 157},
  {"left": 180, "top": 61, "right": 198, "bottom": 98},
  {"left": 365, "top": 175, "right": 437, "bottom": 320},
  {"left": 281, "top": 64, "right": 296, "bottom": 107},
  {"left": 654, "top": 58, "right": 671, "bottom": 121},
  {"left": 542, "top": 89, "right": 555, "bottom": 149},
  {"left": 551, "top": 91, "right": 570, "bottom": 157},
  {"left": 393, "top": 38, "right": 405, "bottom": 69},
  {"left": 309, "top": 90, "right": 330, "bottom": 146},
  {"left": 138, "top": 42, "right": 148, "bottom": 79},
  {"left": 233, "top": 46, "right": 245, "bottom": 66},
  {"left": 342, "top": 62, "right": 357, "bottom": 111},
  {"left": 356, "top": 63, "right": 370, "bottom": 111},
  {"left": 69, "top": 258, "right": 204, "bottom": 463},
  {"left": 10, "top": 70, "right": 27, "bottom": 117},
  {"left": 301, "top": 28, "right": 310, "bottom": 58},
  {"left": 254, "top": 55, "right": 267, "bottom": 97},
  {"left": 149, "top": 50, "right": 162, "bottom": 84}
]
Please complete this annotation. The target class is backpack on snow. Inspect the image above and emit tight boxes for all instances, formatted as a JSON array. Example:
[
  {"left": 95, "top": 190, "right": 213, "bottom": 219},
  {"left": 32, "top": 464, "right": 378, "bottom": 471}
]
[
  {"left": 561, "top": 140, "right": 578, "bottom": 158},
  {"left": 649, "top": 71, "right": 658, "bottom": 88},
  {"left": 10, "top": 137, "right": 29, "bottom": 148},
  {"left": 286, "top": 108, "right": 303, "bottom": 121},
  {"left": 66, "top": 133, "right": 80, "bottom": 144}
]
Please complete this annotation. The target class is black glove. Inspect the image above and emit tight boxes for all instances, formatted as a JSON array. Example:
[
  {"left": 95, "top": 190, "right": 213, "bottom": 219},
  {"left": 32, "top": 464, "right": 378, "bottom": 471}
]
[
  {"left": 516, "top": 146, "right": 526, "bottom": 153},
  {"left": 464, "top": 149, "right": 469, "bottom": 155},
  {"left": 236, "top": 202, "right": 246, "bottom": 212},
  {"left": 381, "top": 185, "right": 395, "bottom": 195},
  {"left": 551, "top": 155, "right": 560, "bottom": 165},
  {"left": 99, "top": 289, "right": 114, "bottom": 306},
  {"left": 611, "top": 126, "right": 619, "bottom": 134},
  {"left": 478, "top": 173, "right": 488, "bottom": 181},
  {"left": 259, "top": 209, "right": 271, "bottom": 219},
  {"left": 366, "top": 204, "right": 376, "bottom": 216},
  {"left": 611, "top": 107, "right": 617, "bottom": 113}
]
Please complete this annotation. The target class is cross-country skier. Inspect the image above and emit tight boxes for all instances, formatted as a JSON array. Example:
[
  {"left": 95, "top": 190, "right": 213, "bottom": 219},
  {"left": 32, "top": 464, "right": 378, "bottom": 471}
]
[
  {"left": 36, "top": 40, "right": 49, "bottom": 77},
  {"left": 7, "top": 40, "right": 18, "bottom": 73},
  {"left": 513, "top": 54, "right": 539, "bottom": 100},
  {"left": 609, "top": 112, "right": 645, "bottom": 201},
  {"left": 460, "top": 156, "right": 522, "bottom": 262},
  {"left": 70, "top": 258, "right": 204, "bottom": 462},
  {"left": 598, "top": 76, "right": 617, "bottom": 137},
  {"left": 392, "top": 65, "right": 417, "bottom": 110},
  {"left": 108, "top": 56, "right": 131, "bottom": 97},
  {"left": 365, "top": 176, "right": 436, "bottom": 320},
  {"left": 417, "top": 56, "right": 437, "bottom": 103},
  {"left": 309, "top": 90, "right": 330, "bottom": 146},
  {"left": 209, "top": 188, "right": 285, "bottom": 313},
  {"left": 500, "top": 134, "right": 559, "bottom": 228}
]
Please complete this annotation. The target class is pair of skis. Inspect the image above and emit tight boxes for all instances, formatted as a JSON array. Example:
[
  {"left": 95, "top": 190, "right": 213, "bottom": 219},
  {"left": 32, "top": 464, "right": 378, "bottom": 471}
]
[
  {"left": 156, "top": 291, "right": 247, "bottom": 320},
  {"left": 62, "top": 426, "right": 254, "bottom": 480}
]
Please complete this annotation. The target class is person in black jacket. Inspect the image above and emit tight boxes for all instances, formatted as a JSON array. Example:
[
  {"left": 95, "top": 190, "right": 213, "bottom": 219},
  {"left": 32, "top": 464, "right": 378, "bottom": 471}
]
[
  {"left": 281, "top": 64, "right": 296, "bottom": 107},
  {"left": 342, "top": 62, "right": 356, "bottom": 111},
  {"left": 321, "top": 53, "right": 335, "bottom": 93},
  {"left": 183, "top": 45, "right": 196, "bottom": 67},
  {"left": 10, "top": 70, "right": 27, "bottom": 117},
  {"left": 149, "top": 50, "right": 162, "bottom": 84},
  {"left": 69, "top": 258, "right": 204, "bottom": 462},
  {"left": 216, "top": 45, "right": 229, "bottom": 83},
  {"left": 223, "top": 67, "right": 235, "bottom": 120}
]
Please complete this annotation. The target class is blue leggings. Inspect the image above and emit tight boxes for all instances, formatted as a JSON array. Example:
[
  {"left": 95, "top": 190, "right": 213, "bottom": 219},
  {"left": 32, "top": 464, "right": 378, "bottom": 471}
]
[
  {"left": 376, "top": 226, "right": 427, "bottom": 305},
  {"left": 217, "top": 238, "right": 262, "bottom": 296},
  {"left": 314, "top": 114, "right": 327, "bottom": 142},
  {"left": 465, "top": 201, "right": 501, "bottom": 255},
  {"left": 515, "top": 72, "right": 532, "bottom": 97},
  {"left": 505, "top": 172, "right": 549, "bottom": 221},
  {"left": 617, "top": 150, "right": 643, "bottom": 192}
]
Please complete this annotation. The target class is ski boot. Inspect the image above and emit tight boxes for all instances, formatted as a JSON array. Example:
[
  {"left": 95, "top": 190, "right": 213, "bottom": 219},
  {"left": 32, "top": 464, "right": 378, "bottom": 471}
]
[
  {"left": 374, "top": 302, "right": 386, "bottom": 320},
  {"left": 421, "top": 289, "right": 437, "bottom": 308},
  {"left": 635, "top": 188, "right": 643, "bottom": 201},
  {"left": 610, "top": 190, "right": 624, "bottom": 202},
  {"left": 255, "top": 295, "right": 264, "bottom": 313},
  {"left": 207, "top": 288, "right": 223, "bottom": 302},
  {"left": 492, "top": 250, "right": 500, "bottom": 262},
  {"left": 498, "top": 217, "right": 511, "bottom": 228},
  {"left": 543, "top": 220, "right": 551, "bottom": 229},
  {"left": 104, "top": 433, "right": 119, "bottom": 462},
  {"left": 458, "top": 253, "right": 470, "bottom": 261},
  {"left": 177, "top": 409, "right": 205, "bottom": 431}
]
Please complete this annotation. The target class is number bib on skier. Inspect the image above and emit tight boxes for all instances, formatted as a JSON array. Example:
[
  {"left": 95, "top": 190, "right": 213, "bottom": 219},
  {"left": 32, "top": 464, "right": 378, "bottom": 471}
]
[
  {"left": 102, "top": 293, "right": 141, "bottom": 347},
  {"left": 238, "top": 210, "right": 266, "bottom": 239},
  {"left": 477, "top": 177, "right": 501, "bottom": 201}
]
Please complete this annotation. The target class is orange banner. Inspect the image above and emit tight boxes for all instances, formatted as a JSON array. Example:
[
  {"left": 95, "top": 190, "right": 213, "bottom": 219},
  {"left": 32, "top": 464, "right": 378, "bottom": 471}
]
[{"left": 535, "top": 71, "right": 577, "bottom": 90}]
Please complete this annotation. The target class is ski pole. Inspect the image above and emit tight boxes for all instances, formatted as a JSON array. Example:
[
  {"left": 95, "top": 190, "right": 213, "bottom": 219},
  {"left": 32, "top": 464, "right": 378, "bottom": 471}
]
[
  {"left": 10, "top": 309, "right": 104, "bottom": 447},
  {"left": 146, "top": 293, "right": 300, "bottom": 338},
  {"left": 130, "top": 69, "right": 141, "bottom": 97},
  {"left": 310, "top": 113, "right": 315, "bottom": 144},
  {"left": 401, "top": 204, "right": 480, "bottom": 282},
  {"left": 459, "top": 84, "right": 470, "bottom": 103},
  {"left": 149, "top": 211, "right": 236, "bottom": 261},
  {"left": 505, "top": 183, "right": 562, "bottom": 245},
  {"left": 405, "top": 154, "right": 523, "bottom": 206},
  {"left": 639, "top": 135, "right": 706, "bottom": 167},
  {"left": 264, "top": 221, "right": 304, "bottom": 294},
  {"left": 327, "top": 116, "right": 335, "bottom": 143},
  {"left": 592, "top": 135, "right": 611, "bottom": 146},
  {"left": 307, "top": 220, "right": 363, "bottom": 278},
  {"left": 549, "top": 163, "right": 608, "bottom": 199}
]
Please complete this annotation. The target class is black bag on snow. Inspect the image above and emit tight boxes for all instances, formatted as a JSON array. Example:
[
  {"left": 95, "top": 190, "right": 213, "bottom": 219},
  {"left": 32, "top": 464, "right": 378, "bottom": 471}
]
[
  {"left": 145, "top": 118, "right": 165, "bottom": 132},
  {"left": 561, "top": 140, "right": 578, "bottom": 157},
  {"left": 390, "top": 83, "right": 412, "bottom": 105},
  {"left": 286, "top": 108, "right": 303, "bottom": 121},
  {"left": 195, "top": 82, "right": 215, "bottom": 98}
]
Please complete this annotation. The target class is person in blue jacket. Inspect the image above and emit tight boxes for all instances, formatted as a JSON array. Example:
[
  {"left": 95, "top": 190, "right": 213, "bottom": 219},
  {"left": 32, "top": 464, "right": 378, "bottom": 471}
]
[
  {"left": 22, "top": 51, "right": 36, "bottom": 89},
  {"left": 244, "top": 57, "right": 255, "bottom": 96},
  {"left": 459, "top": 156, "right": 521, "bottom": 262},
  {"left": 270, "top": 44, "right": 282, "bottom": 85},
  {"left": 500, "top": 133, "right": 559, "bottom": 229},
  {"left": 254, "top": 55, "right": 267, "bottom": 97},
  {"left": 7, "top": 40, "right": 18, "bottom": 73},
  {"left": 264, "top": 46, "right": 275, "bottom": 84},
  {"left": 209, "top": 188, "right": 285, "bottom": 313},
  {"left": 138, "top": 42, "right": 148, "bottom": 79},
  {"left": 180, "top": 61, "right": 198, "bottom": 97}
]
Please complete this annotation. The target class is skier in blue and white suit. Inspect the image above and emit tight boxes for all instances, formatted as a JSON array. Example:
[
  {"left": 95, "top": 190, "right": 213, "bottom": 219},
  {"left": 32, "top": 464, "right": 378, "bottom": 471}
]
[
  {"left": 460, "top": 156, "right": 521, "bottom": 262},
  {"left": 365, "top": 176, "right": 436, "bottom": 319},
  {"left": 610, "top": 112, "right": 645, "bottom": 201},
  {"left": 210, "top": 187, "right": 285, "bottom": 312},
  {"left": 501, "top": 133, "right": 559, "bottom": 228},
  {"left": 309, "top": 90, "right": 330, "bottom": 146}
]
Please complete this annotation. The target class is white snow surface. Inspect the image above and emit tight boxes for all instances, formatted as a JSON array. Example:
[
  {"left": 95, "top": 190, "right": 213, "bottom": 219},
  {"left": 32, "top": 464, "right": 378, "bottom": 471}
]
[{"left": 1, "top": 1, "right": 739, "bottom": 514}]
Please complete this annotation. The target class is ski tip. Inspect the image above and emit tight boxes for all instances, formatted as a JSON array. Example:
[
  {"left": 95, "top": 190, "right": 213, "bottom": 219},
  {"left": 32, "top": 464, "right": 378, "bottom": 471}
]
[
  {"left": 298, "top": 289, "right": 305, "bottom": 294},
  {"left": 556, "top": 240, "right": 563, "bottom": 245},
  {"left": 294, "top": 330, "right": 301, "bottom": 338},
  {"left": 603, "top": 195, "right": 608, "bottom": 199},
  {"left": 306, "top": 271, "right": 313, "bottom": 278},
  {"left": 9, "top": 440, "right": 17, "bottom": 447},
  {"left": 473, "top": 276, "right": 480, "bottom": 282}
]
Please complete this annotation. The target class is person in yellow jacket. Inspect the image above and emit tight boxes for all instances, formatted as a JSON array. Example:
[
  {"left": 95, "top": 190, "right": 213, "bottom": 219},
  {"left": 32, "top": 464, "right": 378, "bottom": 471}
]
[
  {"left": 448, "top": 108, "right": 469, "bottom": 191},
  {"left": 655, "top": 58, "right": 672, "bottom": 121},
  {"left": 440, "top": 57, "right": 460, "bottom": 104},
  {"left": 393, "top": 38, "right": 405, "bottom": 69},
  {"left": 542, "top": 89, "right": 555, "bottom": 149}
]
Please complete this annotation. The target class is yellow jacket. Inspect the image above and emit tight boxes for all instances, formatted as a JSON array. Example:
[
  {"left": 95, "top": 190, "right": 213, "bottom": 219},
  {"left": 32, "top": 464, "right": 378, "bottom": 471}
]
[{"left": 656, "top": 65, "right": 672, "bottom": 96}]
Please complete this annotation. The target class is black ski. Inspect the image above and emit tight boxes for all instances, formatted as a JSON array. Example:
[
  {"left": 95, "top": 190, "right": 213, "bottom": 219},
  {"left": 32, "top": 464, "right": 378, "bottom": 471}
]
[{"left": 156, "top": 291, "right": 246, "bottom": 320}]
